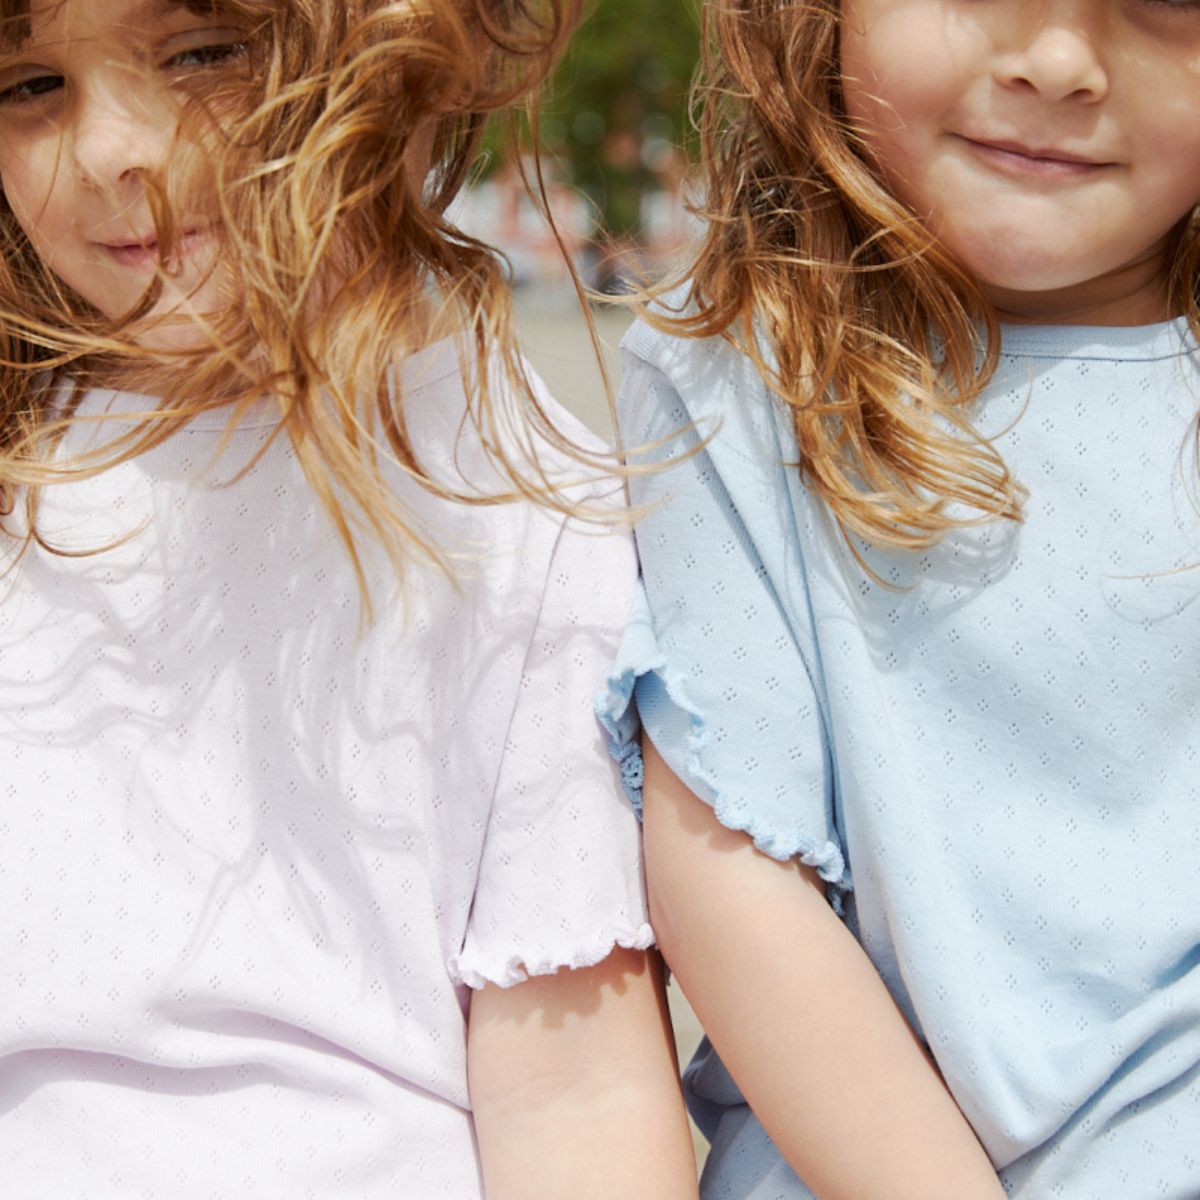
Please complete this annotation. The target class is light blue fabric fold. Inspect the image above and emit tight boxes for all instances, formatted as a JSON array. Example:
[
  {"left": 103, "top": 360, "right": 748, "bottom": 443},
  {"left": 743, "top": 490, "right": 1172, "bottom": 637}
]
[{"left": 605, "top": 311, "right": 1200, "bottom": 1200}]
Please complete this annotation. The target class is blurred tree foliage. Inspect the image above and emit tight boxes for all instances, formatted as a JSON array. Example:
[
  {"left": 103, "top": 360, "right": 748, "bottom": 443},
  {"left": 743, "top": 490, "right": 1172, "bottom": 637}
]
[{"left": 538, "top": 0, "right": 701, "bottom": 236}]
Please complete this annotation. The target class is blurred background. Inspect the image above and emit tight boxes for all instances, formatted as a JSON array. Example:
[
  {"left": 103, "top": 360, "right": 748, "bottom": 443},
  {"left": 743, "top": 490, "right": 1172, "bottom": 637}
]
[
  {"left": 454, "top": 0, "right": 703, "bottom": 436},
  {"left": 460, "top": 0, "right": 710, "bottom": 1165}
]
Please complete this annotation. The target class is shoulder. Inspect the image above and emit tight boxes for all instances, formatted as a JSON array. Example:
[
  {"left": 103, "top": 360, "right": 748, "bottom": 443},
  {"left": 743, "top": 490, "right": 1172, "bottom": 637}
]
[
  {"left": 394, "top": 335, "right": 635, "bottom": 609},
  {"left": 398, "top": 335, "right": 620, "bottom": 510},
  {"left": 618, "top": 295, "right": 795, "bottom": 490},
  {"left": 619, "top": 288, "right": 762, "bottom": 422}
]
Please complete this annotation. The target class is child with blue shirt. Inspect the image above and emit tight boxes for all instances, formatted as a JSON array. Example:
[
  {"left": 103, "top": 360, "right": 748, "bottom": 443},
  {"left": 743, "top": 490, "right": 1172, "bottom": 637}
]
[{"left": 601, "top": 0, "right": 1200, "bottom": 1196}]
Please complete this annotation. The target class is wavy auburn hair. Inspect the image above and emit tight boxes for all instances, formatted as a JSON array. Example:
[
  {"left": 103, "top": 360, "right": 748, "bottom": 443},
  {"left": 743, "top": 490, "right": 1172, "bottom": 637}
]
[
  {"left": 649, "top": 0, "right": 1198, "bottom": 550},
  {"left": 0, "top": 0, "right": 591, "bottom": 600}
]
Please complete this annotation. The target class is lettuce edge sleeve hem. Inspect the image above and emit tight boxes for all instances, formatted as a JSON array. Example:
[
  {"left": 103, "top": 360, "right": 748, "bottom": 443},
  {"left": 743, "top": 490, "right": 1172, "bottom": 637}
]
[
  {"left": 448, "top": 923, "right": 656, "bottom": 991},
  {"left": 596, "top": 654, "right": 853, "bottom": 901}
]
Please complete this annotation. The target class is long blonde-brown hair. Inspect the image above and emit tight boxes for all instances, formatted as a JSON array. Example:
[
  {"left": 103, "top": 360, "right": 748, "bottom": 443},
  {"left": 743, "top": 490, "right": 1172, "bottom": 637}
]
[
  {"left": 0, "top": 0, "right": 594, "bottom": 600},
  {"left": 647, "top": 0, "right": 1200, "bottom": 550}
]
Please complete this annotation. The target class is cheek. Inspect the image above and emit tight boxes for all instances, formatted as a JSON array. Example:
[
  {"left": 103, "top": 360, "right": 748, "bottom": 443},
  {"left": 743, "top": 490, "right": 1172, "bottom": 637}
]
[
  {"left": 839, "top": 20, "right": 954, "bottom": 188},
  {"left": 839, "top": 1, "right": 991, "bottom": 151},
  {"left": 1137, "top": 101, "right": 1200, "bottom": 223},
  {"left": 842, "top": 5, "right": 956, "bottom": 113},
  {"left": 1, "top": 156, "right": 63, "bottom": 245},
  {"left": 1102, "top": 45, "right": 1200, "bottom": 223},
  {"left": 839, "top": 78, "right": 933, "bottom": 219},
  {"left": 838, "top": 19, "right": 891, "bottom": 130}
]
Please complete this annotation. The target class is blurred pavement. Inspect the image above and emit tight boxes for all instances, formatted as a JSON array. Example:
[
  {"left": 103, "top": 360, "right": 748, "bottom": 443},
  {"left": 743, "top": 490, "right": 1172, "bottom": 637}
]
[{"left": 515, "top": 291, "right": 629, "bottom": 439}]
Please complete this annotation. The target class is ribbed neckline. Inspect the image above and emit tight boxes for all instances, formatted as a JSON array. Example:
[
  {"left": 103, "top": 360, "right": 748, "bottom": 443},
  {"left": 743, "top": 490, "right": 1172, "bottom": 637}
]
[
  {"left": 626, "top": 308, "right": 1198, "bottom": 370},
  {"left": 995, "top": 316, "right": 1195, "bottom": 362}
]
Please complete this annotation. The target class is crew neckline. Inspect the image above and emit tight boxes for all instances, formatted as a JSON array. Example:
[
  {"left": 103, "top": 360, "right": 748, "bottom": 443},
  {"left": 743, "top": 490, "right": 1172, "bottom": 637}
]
[{"left": 994, "top": 315, "right": 1195, "bottom": 362}]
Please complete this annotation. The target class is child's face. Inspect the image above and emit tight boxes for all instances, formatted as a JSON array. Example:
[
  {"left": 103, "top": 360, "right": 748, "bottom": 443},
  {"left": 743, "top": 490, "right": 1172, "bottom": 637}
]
[
  {"left": 840, "top": 0, "right": 1200, "bottom": 324},
  {"left": 0, "top": 0, "right": 247, "bottom": 346}
]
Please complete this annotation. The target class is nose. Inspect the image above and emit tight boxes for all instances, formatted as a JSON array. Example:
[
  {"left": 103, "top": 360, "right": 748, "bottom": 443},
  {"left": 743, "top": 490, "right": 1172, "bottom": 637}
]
[
  {"left": 69, "top": 80, "right": 171, "bottom": 196},
  {"left": 992, "top": 0, "right": 1109, "bottom": 103}
]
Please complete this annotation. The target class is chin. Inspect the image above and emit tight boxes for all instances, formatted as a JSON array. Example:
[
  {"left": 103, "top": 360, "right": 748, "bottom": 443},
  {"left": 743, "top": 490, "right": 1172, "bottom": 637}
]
[
  {"left": 107, "top": 279, "right": 231, "bottom": 354},
  {"left": 956, "top": 248, "right": 1105, "bottom": 297},
  {"left": 131, "top": 318, "right": 222, "bottom": 354}
]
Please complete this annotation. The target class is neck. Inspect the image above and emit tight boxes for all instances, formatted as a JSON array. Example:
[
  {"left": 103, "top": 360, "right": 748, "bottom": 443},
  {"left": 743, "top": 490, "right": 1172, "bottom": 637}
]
[{"left": 983, "top": 247, "right": 1176, "bottom": 328}]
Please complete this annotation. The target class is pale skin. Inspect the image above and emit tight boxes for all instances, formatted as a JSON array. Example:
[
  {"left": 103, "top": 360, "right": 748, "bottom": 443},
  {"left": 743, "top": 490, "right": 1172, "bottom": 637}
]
[
  {"left": 469, "top": 948, "right": 698, "bottom": 1200},
  {"left": 0, "top": 2, "right": 700, "bottom": 1194},
  {"left": 0, "top": 0, "right": 442, "bottom": 358},
  {"left": 643, "top": 742, "right": 1006, "bottom": 1200},
  {"left": 840, "top": 0, "right": 1200, "bottom": 327},
  {"left": 0, "top": 0, "right": 244, "bottom": 351},
  {"left": 645, "top": 0, "right": 1200, "bottom": 1193}
]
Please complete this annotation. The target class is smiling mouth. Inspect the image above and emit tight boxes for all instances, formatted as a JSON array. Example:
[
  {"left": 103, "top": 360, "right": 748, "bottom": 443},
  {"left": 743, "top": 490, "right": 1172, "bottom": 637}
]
[{"left": 959, "top": 136, "right": 1112, "bottom": 178}]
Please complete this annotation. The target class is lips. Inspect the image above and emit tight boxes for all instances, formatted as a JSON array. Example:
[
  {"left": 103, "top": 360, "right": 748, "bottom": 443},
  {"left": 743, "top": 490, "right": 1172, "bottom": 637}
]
[
  {"left": 100, "top": 228, "right": 212, "bottom": 267},
  {"left": 955, "top": 134, "right": 1113, "bottom": 184},
  {"left": 957, "top": 134, "right": 1113, "bottom": 181},
  {"left": 969, "top": 137, "right": 1105, "bottom": 165}
]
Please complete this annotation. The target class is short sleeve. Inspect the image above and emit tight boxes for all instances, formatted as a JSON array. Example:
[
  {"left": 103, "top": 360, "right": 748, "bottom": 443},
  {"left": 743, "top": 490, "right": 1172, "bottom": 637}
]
[
  {"left": 447, "top": 510, "right": 654, "bottom": 990},
  {"left": 597, "top": 332, "right": 851, "bottom": 898}
]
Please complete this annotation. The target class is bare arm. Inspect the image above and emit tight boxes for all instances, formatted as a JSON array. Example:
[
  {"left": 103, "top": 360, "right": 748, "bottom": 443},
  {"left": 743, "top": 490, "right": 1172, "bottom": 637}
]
[
  {"left": 468, "top": 945, "right": 699, "bottom": 1200},
  {"left": 642, "top": 738, "right": 1005, "bottom": 1200}
]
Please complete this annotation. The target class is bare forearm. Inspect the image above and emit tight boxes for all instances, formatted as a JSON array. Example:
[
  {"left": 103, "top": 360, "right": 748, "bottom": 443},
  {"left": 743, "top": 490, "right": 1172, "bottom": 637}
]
[
  {"left": 643, "top": 740, "right": 1004, "bottom": 1200},
  {"left": 474, "top": 1076, "right": 697, "bottom": 1200},
  {"left": 469, "top": 948, "right": 698, "bottom": 1200}
]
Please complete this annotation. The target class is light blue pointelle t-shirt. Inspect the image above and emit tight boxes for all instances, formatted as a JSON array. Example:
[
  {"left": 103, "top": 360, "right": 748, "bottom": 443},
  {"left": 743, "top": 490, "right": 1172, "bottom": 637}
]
[{"left": 599, "top": 316, "right": 1200, "bottom": 1199}]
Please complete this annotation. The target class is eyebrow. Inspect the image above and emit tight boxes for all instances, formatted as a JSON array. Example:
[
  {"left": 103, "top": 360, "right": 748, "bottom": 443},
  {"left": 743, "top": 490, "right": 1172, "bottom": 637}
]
[
  {"left": 0, "top": 3, "right": 33, "bottom": 51},
  {"left": 2, "top": 0, "right": 220, "bottom": 53}
]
